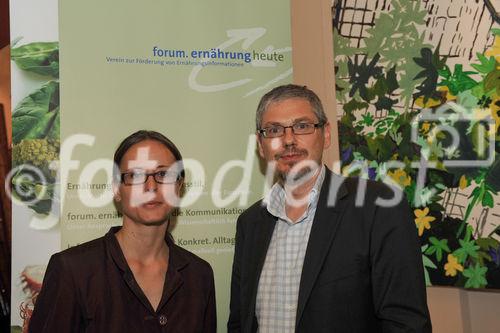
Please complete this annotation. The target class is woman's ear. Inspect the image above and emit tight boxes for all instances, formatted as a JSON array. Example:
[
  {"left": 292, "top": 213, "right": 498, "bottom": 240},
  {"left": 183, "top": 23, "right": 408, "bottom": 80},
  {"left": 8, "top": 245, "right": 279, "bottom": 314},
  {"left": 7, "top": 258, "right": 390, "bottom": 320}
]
[
  {"left": 113, "top": 182, "right": 121, "bottom": 202},
  {"left": 177, "top": 179, "right": 185, "bottom": 199}
]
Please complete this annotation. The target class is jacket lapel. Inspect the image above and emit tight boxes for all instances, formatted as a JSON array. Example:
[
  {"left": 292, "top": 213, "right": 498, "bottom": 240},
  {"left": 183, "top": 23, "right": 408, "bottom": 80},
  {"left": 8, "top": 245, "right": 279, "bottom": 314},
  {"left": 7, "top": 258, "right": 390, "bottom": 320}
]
[
  {"left": 158, "top": 243, "right": 188, "bottom": 310},
  {"left": 246, "top": 204, "right": 277, "bottom": 331},
  {"left": 295, "top": 170, "right": 349, "bottom": 326}
]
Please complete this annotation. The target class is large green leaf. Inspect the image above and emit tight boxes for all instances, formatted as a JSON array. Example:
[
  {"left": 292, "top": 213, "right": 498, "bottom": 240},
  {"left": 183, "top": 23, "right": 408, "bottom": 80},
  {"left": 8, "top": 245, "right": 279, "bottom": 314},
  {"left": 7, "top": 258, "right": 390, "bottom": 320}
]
[
  {"left": 471, "top": 53, "right": 496, "bottom": 74},
  {"left": 12, "top": 81, "right": 60, "bottom": 144},
  {"left": 484, "top": 68, "right": 500, "bottom": 95},
  {"left": 413, "top": 47, "right": 446, "bottom": 102},
  {"left": 347, "top": 53, "right": 383, "bottom": 102},
  {"left": 365, "top": 135, "right": 395, "bottom": 161},
  {"left": 438, "top": 64, "right": 478, "bottom": 95},
  {"left": 463, "top": 263, "right": 488, "bottom": 288},
  {"left": 11, "top": 42, "right": 59, "bottom": 77},
  {"left": 421, "top": 245, "right": 437, "bottom": 286},
  {"left": 343, "top": 99, "right": 369, "bottom": 114}
]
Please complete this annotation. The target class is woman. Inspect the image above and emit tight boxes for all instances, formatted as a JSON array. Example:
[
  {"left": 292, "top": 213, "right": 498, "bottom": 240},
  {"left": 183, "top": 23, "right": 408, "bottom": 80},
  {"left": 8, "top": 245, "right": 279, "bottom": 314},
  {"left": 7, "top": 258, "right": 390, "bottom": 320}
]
[{"left": 29, "top": 130, "right": 216, "bottom": 332}]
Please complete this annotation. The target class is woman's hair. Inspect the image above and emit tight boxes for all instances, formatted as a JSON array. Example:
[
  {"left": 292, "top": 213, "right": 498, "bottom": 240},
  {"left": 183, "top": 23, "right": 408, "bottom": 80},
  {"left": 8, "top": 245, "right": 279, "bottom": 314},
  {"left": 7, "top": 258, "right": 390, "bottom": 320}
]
[{"left": 113, "top": 130, "right": 185, "bottom": 181}]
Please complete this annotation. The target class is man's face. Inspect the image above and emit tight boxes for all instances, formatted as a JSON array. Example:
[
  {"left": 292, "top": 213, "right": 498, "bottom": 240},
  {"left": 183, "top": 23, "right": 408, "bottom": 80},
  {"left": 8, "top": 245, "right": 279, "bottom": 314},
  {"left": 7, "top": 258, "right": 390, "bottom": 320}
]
[
  {"left": 114, "top": 139, "right": 182, "bottom": 226},
  {"left": 257, "top": 97, "right": 331, "bottom": 180}
]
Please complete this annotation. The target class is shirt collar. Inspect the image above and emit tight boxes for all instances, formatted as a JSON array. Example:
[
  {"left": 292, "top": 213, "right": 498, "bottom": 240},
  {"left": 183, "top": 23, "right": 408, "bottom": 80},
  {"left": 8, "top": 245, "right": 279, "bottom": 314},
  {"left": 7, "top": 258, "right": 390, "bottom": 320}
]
[
  {"left": 105, "top": 226, "right": 189, "bottom": 273},
  {"left": 264, "top": 165, "right": 325, "bottom": 223}
]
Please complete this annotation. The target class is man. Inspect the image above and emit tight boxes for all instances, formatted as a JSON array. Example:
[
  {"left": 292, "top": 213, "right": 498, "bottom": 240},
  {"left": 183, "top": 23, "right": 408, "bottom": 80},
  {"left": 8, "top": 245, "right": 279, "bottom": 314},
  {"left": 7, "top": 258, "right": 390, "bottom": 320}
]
[{"left": 228, "top": 84, "right": 431, "bottom": 332}]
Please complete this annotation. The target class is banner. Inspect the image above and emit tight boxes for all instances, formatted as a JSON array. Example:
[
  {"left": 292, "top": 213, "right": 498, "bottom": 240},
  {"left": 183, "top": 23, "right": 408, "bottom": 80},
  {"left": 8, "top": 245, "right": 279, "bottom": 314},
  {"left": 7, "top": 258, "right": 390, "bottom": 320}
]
[
  {"left": 11, "top": 0, "right": 292, "bottom": 331},
  {"left": 9, "top": 0, "right": 60, "bottom": 331}
]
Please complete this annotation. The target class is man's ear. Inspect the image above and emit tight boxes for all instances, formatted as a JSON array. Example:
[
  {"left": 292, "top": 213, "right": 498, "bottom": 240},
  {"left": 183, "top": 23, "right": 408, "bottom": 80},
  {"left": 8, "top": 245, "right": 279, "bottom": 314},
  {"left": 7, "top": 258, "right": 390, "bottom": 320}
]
[
  {"left": 323, "top": 121, "right": 332, "bottom": 150},
  {"left": 257, "top": 134, "right": 265, "bottom": 158}
]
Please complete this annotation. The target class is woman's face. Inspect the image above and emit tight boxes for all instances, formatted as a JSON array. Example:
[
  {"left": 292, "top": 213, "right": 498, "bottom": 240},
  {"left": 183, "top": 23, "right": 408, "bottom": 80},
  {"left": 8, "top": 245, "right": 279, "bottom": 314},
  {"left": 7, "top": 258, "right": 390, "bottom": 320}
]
[{"left": 115, "top": 139, "right": 182, "bottom": 226}]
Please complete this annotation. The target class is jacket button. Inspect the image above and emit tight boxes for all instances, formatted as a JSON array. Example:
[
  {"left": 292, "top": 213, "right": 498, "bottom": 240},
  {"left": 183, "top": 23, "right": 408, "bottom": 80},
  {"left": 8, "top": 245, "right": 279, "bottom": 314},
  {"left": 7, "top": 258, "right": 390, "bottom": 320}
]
[{"left": 158, "top": 314, "right": 168, "bottom": 326}]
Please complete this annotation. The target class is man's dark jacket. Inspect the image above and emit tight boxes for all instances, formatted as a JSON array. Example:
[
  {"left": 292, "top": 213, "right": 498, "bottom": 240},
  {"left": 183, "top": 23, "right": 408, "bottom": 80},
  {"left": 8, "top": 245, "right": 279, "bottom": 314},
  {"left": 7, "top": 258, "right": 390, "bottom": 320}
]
[{"left": 228, "top": 170, "right": 432, "bottom": 332}]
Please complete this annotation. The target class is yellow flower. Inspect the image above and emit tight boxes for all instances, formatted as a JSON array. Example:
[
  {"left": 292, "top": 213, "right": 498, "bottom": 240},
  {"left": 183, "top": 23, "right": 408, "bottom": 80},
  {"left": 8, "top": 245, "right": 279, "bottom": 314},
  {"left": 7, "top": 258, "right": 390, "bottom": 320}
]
[
  {"left": 459, "top": 175, "right": 468, "bottom": 190},
  {"left": 438, "top": 86, "right": 456, "bottom": 101},
  {"left": 415, "top": 95, "right": 442, "bottom": 108},
  {"left": 414, "top": 87, "right": 455, "bottom": 109},
  {"left": 444, "top": 254, "right": 464, "bottom": 277},
  {"left": 414, "top": 207, "right": 435, "bottom": 236},
  {"left": 421, "top": 122, "right": 431, "bottom": 134},
  {"left": 485, "top": 35, "right": 500, "bottom": 63},
  {"left": 388, "top": 169, "right": 411, "bottom": 187}
]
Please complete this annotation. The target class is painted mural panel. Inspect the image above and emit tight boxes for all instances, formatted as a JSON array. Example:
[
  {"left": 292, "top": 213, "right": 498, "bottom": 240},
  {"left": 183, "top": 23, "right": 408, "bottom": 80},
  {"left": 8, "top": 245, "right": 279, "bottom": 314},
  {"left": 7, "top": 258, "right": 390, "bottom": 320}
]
[{"left": 333, "top": 0, "right": 500, "bottom": 288}]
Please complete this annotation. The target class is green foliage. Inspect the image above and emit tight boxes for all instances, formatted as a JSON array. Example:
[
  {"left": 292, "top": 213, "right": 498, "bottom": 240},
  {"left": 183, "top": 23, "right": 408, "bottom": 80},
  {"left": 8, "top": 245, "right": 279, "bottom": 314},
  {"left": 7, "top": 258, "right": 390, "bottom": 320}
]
[
  {"left": 425, "top": 237, "right": 450, "bottom": 262},
  {"left": 362, "top": 0, "right": 430, "bottom": 107},
  {"left": 346, "top": 55, "right": 399, "bottom": 112},
  {"left": 333, "top": 28, "right": 357, "bottom": 59},
  {"left": 335, "top": 5, "right": 500, "bottom": 288},
  {"left": 11, "top": 138, "right": 60, "bottom": 215},
  {"left": 361, "top": 113, "right": 374, "bottom": 126},
  {"left": 438, "top": 64, "right": 478, "bottom": 96},
  {"left": 333, "top": 28, "right": 360, "bottom": 103},
  {"left": 347, "top": 53, "right": 383, "bottom": 101},
  {"left": 12, "top": 81, "right": 59, "bottom": 144},
  {"left": 373, "top": 109, "right": 400, "bottom": 137},
  {"left": 11, "top": 42, "right": 59, "bottom": 78},
  {"left": 370, "top": 66, "right": 399, "bottom": 111},
  {"left": 476, "top": 237, "right": 499, "bottom": 266},
  {"left": 340, "top": 0, "right": 432, "bottom": 118},
  {"left": 471, "top": 53, "right": 497, "bottom": 74},
  {"left": 461, "top": 172, "right": 498, "bottom": 237},
  {"left": 343, "top": 99, "right": 369, "bottom": 114},
  {"left": 364, "top": 0, "right": 427, "bottom": 65},
  {"left": 484, "top": 67, "right": 500, "bottom": 96},
  {"left": 453, "top": 227, "right": 480, "bottom": 264},
  {"left": 463, "top": 263, "right": 488, "bottom": 288},
  {"left": 413, "top": 47, "right": 447, "bottom": 102},
  {"left": 11, "top": 41, "right": 60, "bottom": 216},
  {"left": 12, "top": 139, "right": 59, "bottom": 175},
  {"left": 365, "top": 135, "right": 396, "bottom": 162},
  {"left": 421, "top": 245, "right": 437, "bottom": 286}
]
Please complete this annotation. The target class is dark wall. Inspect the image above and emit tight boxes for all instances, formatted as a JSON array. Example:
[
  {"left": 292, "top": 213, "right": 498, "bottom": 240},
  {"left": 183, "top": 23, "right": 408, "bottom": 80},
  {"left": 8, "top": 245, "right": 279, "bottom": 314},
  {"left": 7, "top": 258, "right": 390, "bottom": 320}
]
[
  {"left": 0, "top": 1, "right": 9, "bottom": 330},
  {"left": 0, "top": 0, "right": 9, "bottom": 48}
]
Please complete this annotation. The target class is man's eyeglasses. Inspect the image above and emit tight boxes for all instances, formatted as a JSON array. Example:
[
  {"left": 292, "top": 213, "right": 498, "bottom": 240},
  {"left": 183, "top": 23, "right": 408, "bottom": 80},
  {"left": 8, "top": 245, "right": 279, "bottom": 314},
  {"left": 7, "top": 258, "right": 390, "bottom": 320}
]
[
  {"left": 121, "top": 170, "right": 179, "bottom": 185},
  {"left": 258, "top": 122, "right": 324, "bottom": 138}
]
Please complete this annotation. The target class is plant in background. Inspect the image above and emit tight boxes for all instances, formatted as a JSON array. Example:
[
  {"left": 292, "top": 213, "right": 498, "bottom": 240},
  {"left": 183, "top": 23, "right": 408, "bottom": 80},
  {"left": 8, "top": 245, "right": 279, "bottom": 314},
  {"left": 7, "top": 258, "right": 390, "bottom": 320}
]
[
  {"left": 335, "top": 0, "right": 500, "bottom": 289},
  {"left": 10, "top": 41, "right": 60, "bottom": 215}
]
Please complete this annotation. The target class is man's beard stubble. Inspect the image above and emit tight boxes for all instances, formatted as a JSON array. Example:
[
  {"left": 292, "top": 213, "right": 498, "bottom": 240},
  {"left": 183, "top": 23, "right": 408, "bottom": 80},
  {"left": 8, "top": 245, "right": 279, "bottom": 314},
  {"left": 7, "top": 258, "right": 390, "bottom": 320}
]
[{"left": 275, "top": 147, "right": 320, "bottom": 186}]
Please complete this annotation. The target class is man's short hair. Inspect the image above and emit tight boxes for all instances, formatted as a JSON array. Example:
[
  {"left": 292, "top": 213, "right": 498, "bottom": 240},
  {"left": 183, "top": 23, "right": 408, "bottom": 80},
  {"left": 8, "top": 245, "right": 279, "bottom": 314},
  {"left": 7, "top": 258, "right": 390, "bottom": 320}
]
[{"left": 255, "top": 84, "right": 328, "bottom": 130}]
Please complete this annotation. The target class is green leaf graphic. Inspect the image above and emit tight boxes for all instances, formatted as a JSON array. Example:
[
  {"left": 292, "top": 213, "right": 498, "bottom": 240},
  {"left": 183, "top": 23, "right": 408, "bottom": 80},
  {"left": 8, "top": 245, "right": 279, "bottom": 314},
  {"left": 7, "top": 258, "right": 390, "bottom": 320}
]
[
  {"left": 12, "top": 81, "right": 60, "bottom": 144},
  {"left": 11, "top": 42, "right": 59, "bottom": 78}
]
